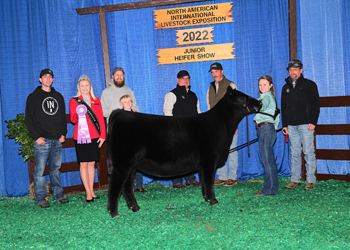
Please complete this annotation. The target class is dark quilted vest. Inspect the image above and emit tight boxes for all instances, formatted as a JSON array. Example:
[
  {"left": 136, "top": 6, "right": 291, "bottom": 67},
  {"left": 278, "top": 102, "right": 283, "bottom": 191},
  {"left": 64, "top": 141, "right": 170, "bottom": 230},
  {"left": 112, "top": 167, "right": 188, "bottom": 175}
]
[{"left": 171, "top": 85, "right": 198, "bottom": 116}]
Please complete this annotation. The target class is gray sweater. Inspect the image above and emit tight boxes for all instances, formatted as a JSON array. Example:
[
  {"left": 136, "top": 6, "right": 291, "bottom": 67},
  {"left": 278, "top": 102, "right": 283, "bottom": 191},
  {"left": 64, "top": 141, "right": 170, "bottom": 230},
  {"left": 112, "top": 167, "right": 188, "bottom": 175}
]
[{"left": 101, "top": 80, "right": 139, "bottom": 122}]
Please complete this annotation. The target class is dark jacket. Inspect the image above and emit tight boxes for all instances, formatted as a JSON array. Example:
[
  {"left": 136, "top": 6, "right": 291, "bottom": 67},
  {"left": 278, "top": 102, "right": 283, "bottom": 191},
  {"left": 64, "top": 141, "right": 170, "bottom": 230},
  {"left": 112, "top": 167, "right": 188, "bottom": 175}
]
[
  {"left": 25, "top": 86, "right": 67, "bottom": 141},
  {"left": 281, "top": 74, "right": 320, "bottom": 127},
  {"left": 171, "top": 85, "right": 198, "bottom": 116}
]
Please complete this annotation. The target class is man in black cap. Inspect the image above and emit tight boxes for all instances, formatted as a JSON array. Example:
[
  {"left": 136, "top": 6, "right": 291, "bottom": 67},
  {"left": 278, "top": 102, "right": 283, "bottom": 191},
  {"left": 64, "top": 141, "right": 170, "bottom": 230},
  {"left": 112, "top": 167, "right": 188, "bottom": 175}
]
[
  {"left": 282, "top": 60, "right": 320, "bottom": 190},
  {"left": 25, "top": 69, "right": 69, "bottom": 208},
  {"left": 163, "top": 70, "right": 201, "bottom": 188},
  {"left": 207, "top": 62, "right": 239, "bottom": 187}
]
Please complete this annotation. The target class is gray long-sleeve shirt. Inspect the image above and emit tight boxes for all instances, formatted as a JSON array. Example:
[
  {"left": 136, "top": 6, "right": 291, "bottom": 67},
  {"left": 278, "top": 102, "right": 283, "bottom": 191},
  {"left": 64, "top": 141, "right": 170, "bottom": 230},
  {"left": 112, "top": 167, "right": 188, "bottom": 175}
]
[{"left": 101, "top": 80, "right": 139, "bottom": 122}]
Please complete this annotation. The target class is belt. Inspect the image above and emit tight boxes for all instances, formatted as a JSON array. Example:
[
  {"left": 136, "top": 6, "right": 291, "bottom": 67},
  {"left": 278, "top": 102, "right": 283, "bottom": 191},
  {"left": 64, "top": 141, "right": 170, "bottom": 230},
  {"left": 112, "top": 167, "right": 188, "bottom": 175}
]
[{"left": 256, "top": 122, "right": 273, "bottom": 128}]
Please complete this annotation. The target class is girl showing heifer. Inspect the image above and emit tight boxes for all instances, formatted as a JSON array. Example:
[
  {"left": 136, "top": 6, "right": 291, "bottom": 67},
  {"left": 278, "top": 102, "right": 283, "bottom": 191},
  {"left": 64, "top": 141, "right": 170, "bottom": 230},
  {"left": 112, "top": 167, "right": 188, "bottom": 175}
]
[{"left": 254, "top": 75, "right": 280, "bottom": 196}]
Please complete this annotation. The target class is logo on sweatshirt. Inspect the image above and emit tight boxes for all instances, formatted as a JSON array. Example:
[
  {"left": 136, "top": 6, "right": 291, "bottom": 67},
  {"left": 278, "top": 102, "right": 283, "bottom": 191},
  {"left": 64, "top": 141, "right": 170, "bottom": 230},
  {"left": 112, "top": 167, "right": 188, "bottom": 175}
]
[{"left": 42, "top": 97, "right": 59, "bottom": 115}]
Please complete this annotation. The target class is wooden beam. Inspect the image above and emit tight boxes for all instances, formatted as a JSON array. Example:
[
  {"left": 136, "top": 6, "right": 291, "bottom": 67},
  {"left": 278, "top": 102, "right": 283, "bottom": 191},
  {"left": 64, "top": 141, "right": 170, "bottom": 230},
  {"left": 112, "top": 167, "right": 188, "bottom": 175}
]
[
  {"left": 76, "top": 0, "right": 209, "bottom": 15},
  {"left": 316, "top": 124, "right": 350, "bottom": 135},
  {"left": 317, "top": 174, "right": 350, "bottom": 182},
  {"left": 320, "top": 96, "right": 350, "bottom": 107},
  {"left": 96, "top": 141, "right": 109, "bottom": 188},
  {"left": 316, "top": 149, "right": 350, "bottom": 161},
  {"left": 289, "top": 0, "right": 297, "bottom": 60},
  {"left": 99, "top": 12, "right": 111, "bottom": 88}
]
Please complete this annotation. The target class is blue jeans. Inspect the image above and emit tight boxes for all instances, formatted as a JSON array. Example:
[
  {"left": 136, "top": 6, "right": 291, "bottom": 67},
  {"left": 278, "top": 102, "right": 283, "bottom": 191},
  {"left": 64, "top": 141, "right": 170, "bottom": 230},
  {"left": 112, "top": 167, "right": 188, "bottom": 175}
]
[
  {"left": 257, "top": 124, "right": 279, "bottom": 195},
  {"left": 34, "top": 139, "right": 64, "bottom": 205},
  {"left": 217, "top": 134, "right": 238, "bottom": 180},
  {"left": 134, "top": 171, "right": 143, "bottom": 189},
  {"left": 288, "top": 125, "right": 317, "bottom": 183},
  {"left": 171, "top": 174, "right": 196, "bottom": 186}
]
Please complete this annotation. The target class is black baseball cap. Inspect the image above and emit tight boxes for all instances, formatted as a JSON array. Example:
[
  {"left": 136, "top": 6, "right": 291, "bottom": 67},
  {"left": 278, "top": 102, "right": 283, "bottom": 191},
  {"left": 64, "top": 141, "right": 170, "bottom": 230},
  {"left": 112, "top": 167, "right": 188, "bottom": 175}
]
[
  {"left": 113, "top": 67, "right": 125, "bottom": 75},
  {"left": 177, "top": 70, "right": 190, "bottom": 78},
  {"left": 40, "top": 69, "right": 54, "bottom": 78},
  {"left": 286, "top": 60, "right": 303, "bottom": 70},
  {"left": 208, "top": 62, "right": 223, "bottom": 72}
]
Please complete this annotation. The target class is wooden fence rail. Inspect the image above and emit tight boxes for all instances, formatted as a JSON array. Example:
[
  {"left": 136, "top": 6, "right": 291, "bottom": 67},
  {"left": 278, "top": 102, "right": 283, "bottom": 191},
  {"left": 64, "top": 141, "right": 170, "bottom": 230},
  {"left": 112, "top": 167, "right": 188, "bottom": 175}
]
[{"left": 311, "top": 95, "right": 350, "bottom": 181}]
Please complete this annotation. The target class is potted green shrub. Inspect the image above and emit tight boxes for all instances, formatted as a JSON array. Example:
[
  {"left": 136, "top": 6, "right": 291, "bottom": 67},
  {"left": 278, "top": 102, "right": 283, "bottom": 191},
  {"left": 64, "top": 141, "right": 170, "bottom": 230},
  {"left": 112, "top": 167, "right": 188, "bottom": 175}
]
[
  {"left": 5, "top": 113, "right": 34, "bottom": 162},
  {"left": 5, "top": 113, "right": 50, "bottom": 200}
]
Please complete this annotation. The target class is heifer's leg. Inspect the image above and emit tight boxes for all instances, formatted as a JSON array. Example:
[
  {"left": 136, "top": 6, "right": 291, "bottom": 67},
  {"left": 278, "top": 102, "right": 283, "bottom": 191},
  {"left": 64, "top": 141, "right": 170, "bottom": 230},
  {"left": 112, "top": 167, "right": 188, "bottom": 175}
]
[
  {"left": 198, "top": 169, "right": 206, "bottom": 199},
  {"left": 108, "top": 164, "right": 133, "bottom": 218},
  {"left": 108, "top": 169, "right": 124, "bottom": 218},
  {"left": 121, "top": 168, "right": 140, "bottom": 213},
  {"left": 201, "top": 162, "right": 218, "bottom": 205}
]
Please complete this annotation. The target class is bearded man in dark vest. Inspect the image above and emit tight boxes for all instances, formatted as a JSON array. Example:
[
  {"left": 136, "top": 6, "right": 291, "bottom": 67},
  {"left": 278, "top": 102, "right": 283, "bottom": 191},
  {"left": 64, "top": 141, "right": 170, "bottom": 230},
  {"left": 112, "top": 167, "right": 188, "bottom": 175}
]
[{"left": 207, "top": 62, "right": 239, "bottom": 187}]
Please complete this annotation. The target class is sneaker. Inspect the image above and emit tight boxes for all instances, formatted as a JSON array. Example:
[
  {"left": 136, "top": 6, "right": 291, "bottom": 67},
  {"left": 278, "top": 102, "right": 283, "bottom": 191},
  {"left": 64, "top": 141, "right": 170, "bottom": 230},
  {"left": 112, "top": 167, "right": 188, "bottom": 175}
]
[
  {"left": 305, "top": 183, "right": 315, "bottom": 190},
  {"left": 54, "top": 197, "right": 69, "bottom": 204},
  {"left": 37, "top": 200, "right": 50, "bottom": 208},
  {"left": 224, "top": 179, "right": 237, "bottom": 187},
  {"left": 214, "top": 179, "right": 225, "bottom": 185},
  {"left": 285, "top": 182, "right": 301, "bottom": 189}
]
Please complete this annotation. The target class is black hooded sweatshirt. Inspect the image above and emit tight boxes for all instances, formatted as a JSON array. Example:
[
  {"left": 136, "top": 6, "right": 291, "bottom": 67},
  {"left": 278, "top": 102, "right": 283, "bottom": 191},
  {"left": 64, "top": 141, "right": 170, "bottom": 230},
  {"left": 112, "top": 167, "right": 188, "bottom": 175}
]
[{"left": 25, "top": 86, "right": 67, "bottom": 141}]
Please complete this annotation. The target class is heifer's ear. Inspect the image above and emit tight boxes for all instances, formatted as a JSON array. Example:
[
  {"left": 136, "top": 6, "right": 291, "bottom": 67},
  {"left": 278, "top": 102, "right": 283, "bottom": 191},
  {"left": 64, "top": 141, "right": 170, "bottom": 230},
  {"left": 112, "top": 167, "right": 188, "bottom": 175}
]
[{"left": 226, "top": 86, "right": 236, "bottom": 95}]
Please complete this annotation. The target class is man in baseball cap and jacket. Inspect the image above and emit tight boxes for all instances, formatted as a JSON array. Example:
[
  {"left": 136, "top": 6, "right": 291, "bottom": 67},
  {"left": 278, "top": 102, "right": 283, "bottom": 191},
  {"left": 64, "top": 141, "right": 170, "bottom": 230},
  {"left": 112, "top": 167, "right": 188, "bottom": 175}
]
[{"left": 282, "top": 60, "right": 320, "bottom": 190}]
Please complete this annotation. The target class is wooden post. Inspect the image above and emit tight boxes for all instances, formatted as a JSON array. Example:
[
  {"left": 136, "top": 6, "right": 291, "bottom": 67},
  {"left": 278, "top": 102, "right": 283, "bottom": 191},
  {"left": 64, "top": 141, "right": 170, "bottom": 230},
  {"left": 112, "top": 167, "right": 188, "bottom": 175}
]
[
  {"left": 289, "top": 0, "right": 297, "bottom": 60},
  {"left": 99, "top": 11, "right": 111, "bottom": 88}
]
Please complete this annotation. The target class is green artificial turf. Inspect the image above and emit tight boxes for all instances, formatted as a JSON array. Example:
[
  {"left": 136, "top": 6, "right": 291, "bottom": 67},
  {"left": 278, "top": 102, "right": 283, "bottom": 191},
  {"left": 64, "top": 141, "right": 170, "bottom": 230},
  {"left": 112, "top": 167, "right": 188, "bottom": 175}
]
[{"left": 1, "top": 177, "right": 350, "bottom": 249}]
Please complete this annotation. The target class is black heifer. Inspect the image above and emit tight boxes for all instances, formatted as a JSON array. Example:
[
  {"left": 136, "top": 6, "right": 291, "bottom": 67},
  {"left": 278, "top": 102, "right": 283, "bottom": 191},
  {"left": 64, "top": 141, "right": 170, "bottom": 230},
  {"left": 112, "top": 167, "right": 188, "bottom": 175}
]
[{"left": 107, "top": 87, "right": 261, "bottom": 218}]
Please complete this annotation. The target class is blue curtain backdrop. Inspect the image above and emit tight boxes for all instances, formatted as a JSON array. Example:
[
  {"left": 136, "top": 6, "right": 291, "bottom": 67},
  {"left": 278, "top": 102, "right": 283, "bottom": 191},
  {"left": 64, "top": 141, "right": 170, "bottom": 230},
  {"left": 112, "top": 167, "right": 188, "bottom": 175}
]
[{"left": 0, "top": 0, "right": 348, "bottom": 197}]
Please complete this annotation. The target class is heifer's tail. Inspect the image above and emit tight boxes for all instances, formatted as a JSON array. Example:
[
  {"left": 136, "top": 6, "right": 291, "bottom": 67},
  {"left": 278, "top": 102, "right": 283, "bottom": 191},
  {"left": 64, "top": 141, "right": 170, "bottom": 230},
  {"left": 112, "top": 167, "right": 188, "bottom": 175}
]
[
  {"left": 106, "top": 118, "right": 113, "bottom": 175},
  {"left": 106, "top": 133, "right": 113, "bottom": 175}
]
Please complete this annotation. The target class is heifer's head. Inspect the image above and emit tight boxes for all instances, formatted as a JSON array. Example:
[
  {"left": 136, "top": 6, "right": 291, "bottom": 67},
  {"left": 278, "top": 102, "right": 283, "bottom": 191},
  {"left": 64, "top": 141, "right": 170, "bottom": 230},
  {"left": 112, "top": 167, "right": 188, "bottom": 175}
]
[{"left": 224, "top": 87, "right": 262, "bottom": 115}]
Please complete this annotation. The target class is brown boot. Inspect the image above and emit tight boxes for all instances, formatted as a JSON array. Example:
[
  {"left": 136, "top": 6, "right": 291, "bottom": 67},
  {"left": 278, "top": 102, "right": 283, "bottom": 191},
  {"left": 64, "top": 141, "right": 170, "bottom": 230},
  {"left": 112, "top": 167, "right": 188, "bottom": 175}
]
[
  {"left": 214, "top": 179, "right": 225, "bottom": 185},
  {"left": 224, "top": 179, "right": 237, "bottom": 187},
  {"left": 285, "top": 182, "right": 301, "bottom": 189}
]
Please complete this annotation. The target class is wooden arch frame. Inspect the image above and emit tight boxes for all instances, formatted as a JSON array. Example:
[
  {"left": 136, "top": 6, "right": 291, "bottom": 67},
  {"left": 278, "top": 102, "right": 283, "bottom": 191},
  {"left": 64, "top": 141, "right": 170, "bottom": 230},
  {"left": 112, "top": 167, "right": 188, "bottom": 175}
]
[{"left": 76, "top": 0, "right": 298, "bottom": 87}]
